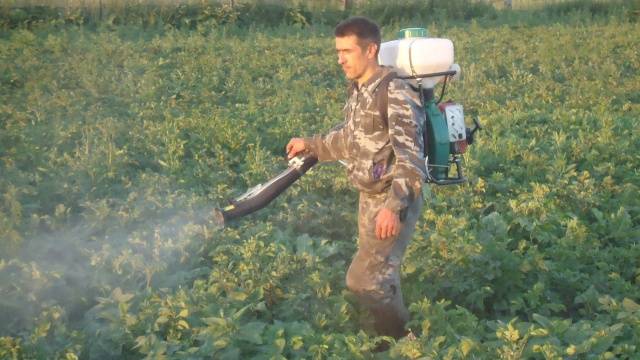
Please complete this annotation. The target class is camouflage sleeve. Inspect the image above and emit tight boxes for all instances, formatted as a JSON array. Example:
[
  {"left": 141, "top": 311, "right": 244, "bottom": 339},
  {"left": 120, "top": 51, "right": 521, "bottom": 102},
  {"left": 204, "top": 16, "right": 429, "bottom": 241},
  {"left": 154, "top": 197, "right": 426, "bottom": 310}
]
[
  {"left": 384, "top": 79, "right": 427, "bottom": 213},
  {"left": 302, "top": 122, "right": 349, "bottom": 162}
]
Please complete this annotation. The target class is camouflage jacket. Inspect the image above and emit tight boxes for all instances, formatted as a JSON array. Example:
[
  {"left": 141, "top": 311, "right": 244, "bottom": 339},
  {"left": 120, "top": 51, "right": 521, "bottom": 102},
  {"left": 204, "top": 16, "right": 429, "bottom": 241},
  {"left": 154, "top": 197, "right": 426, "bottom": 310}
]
[{"left": 303, "top": 66, "right": 427, "bottom": 213}]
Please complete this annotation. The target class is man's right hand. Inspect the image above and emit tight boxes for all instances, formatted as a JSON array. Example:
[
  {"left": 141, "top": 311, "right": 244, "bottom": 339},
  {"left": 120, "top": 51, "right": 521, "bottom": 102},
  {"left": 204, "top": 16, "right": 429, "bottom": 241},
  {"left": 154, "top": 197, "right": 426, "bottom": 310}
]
[{"left": 286, "top": 138, "right": 306, "bottom": 159}]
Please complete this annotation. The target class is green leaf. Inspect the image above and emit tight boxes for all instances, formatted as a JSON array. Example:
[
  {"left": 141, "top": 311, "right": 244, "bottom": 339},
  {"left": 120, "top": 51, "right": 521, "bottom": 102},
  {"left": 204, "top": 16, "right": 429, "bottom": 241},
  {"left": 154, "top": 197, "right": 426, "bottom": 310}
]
[
  {"left": 459, "top": 337, "right": 476, "bottom": 356},
  {"left": 217, "top": 347, "right": 240, "bottom": 360},
  {"left": 237, "top": 321, "right": 266, "bottom": 345},
  {"left": 532, "top": 313, "right": 552, "bottom": 328},
  {"left": 229, "top": 290, "right": 247, "bottom": 301},
  {"left": 155, "top": 316, "right": 169, "bottom": 325},
  {"left": 274, "top": 337, "right": 286, "bottom": 351},
  {"left": 213, "top": 338, "right": 229, "bottom": 349},
  {"left": 232, "top": 304, "right": 253, "bottom": 320},
  {"left": 530, "top": 328, "right": 549, "bottom": 337},
  {"left": 111, "top": 287, "right": 134, "bottom": 303},
  {"left": 295, "top": 233, "right": 313, "bottom": 255},
  {"left": 480, "top": 211, "right": 507, "bottom": 238},
  {"left": 177, "top": 319, "right": 190, "bottom": 330},
  {"left": 203, "top": 317, "right": 228, "bottom": 328},
  {"left": 622, "top": 298, "right": 640, "bottom": 313}
]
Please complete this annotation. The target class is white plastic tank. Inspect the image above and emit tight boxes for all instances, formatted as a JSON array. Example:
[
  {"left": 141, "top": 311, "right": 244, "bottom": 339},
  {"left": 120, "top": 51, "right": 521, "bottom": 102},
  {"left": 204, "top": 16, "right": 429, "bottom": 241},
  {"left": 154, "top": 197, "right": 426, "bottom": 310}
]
[{"left": 378, "top": 37, "right": 454, "bottom": 88}]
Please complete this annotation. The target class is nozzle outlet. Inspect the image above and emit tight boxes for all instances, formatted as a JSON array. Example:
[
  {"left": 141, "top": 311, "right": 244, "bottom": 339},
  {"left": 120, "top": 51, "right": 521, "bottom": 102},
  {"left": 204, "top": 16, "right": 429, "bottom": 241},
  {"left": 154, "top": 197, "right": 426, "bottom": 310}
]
[{"left": 212, "top": 208, "right": 225, "bottom": 228}]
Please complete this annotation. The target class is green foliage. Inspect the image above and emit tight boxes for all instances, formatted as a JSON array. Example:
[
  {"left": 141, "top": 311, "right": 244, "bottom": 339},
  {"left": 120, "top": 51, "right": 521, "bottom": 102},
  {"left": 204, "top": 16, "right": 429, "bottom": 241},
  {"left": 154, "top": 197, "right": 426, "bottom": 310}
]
[
  {"left": 1, "top": 0, "right": 637, "bottom": 30},
  {"left": 360, "top": 0, "right": 497, "bottom": 25},
  {"left": 1, "top": 6, "right": 639, "bottom": 360}
]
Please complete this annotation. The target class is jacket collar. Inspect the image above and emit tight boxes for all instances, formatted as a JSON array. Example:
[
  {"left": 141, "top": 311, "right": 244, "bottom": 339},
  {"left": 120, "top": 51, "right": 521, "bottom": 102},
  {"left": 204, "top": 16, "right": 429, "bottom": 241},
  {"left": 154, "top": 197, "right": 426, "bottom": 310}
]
[{"left": 351, "top": 66, "right": 393, "bottom": 95}]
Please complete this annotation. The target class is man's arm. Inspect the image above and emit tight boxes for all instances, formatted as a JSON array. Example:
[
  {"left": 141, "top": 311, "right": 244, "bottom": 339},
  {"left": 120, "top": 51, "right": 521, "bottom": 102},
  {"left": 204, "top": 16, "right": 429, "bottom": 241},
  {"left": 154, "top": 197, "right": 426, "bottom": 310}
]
[
  {"left": 383, "top": 79, "right": 427, "bottom": 213},
  {"left": 287, "top": 122, "right": 349, "bottom": 162},
  {"left": 302, "top": 122, "right": 349, "bottom": 162}
]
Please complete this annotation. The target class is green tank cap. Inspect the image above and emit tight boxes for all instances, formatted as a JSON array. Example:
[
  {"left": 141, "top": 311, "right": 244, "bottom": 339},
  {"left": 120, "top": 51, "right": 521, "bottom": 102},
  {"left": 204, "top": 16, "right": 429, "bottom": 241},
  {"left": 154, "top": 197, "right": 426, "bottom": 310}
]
[{"left": 397, "top": 28, "right": 428, "bottom": 39}]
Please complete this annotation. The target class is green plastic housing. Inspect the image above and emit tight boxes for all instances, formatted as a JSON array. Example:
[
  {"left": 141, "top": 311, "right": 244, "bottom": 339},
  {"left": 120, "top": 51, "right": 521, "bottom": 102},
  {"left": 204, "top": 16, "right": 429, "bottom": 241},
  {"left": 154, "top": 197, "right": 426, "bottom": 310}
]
[
  {"left": 397, "top": 27, "right": 428, "bottom": 39},
  {"left": 424, "top": 98, "right": 449, "bottom": 180}
]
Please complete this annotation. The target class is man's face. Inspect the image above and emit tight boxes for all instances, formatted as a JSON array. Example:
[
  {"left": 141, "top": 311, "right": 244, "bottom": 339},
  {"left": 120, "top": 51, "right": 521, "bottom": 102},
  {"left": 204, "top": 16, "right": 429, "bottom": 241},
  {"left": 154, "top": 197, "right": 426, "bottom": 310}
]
[{"left": 335, "top": 35, "right": 376, "bottom": 82}]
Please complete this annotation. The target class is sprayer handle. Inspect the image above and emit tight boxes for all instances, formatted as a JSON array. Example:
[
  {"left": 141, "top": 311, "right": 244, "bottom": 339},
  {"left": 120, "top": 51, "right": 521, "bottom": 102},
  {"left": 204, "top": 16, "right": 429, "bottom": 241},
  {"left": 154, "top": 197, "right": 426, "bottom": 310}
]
[{"left": 466, "top": 117, "right": 482, "bottom": 145}]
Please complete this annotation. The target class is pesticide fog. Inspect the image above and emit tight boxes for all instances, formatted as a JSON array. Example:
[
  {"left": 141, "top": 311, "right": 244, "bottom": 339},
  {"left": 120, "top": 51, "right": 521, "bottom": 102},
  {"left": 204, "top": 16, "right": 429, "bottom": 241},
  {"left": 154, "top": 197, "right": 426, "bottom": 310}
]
[{"left": 0, "top": 196, "right": 220, "bottom": 337}]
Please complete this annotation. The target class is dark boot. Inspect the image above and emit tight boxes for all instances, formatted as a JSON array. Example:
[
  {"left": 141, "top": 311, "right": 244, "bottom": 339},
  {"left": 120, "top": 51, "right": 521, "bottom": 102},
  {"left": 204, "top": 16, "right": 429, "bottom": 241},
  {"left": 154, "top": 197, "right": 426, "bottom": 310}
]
[{"left": 370, "top": 302, "right": 410, "bottom": 340}]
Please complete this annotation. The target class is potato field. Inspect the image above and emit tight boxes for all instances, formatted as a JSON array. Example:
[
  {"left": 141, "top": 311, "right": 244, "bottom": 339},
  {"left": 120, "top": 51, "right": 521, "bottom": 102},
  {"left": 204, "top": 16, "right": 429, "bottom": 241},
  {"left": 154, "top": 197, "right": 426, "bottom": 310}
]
[{"left": 1, "top": 1, "right": 639, "bottom": 359}]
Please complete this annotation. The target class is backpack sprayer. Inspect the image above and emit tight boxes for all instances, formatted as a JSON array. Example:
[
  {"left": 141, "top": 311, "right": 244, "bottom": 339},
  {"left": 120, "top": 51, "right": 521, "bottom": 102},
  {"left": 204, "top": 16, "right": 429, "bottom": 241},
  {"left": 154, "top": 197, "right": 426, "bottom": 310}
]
[
  {"left": 213, "top": 28, "right": 480, "bottom": 226},
  {"left": 380, "top": 27, "right": 481, "bottom": 185}
]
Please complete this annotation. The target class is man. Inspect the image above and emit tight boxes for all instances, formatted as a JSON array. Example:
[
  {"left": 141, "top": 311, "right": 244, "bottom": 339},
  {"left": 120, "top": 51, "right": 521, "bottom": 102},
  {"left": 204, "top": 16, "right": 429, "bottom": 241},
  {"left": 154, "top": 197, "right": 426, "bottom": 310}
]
[{"left": 286, "top": 16, "right": 426, "bottom": 340}]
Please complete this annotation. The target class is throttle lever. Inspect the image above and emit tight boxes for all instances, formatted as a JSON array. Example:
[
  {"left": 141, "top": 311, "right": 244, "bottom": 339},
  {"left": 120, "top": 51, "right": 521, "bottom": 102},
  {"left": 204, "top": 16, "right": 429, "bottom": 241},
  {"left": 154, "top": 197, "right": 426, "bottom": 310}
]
[{"left": 466, "top": 117, "right": 482, "bottom": 145}]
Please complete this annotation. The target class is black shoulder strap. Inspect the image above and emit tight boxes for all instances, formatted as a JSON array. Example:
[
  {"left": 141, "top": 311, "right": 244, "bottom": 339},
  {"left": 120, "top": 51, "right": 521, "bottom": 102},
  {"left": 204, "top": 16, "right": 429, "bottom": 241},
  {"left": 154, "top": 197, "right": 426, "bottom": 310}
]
[{"left": 375, "top": 71, "right": 397, "bottom": 128}]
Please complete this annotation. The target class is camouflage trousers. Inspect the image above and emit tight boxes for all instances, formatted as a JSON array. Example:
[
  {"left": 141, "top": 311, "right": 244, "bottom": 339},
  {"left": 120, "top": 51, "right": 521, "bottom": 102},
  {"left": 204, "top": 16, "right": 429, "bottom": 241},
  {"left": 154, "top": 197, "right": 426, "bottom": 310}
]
[{"left": 345, "top": 190, "right": 423, "bottom": 339}]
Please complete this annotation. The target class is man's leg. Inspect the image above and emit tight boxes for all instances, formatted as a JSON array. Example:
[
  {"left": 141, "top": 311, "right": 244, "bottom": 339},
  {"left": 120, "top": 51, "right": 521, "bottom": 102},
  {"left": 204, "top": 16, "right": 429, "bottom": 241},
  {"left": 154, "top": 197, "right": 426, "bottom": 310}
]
[{"left": 345, "top": 190, "right": 423, "bottom": 339}]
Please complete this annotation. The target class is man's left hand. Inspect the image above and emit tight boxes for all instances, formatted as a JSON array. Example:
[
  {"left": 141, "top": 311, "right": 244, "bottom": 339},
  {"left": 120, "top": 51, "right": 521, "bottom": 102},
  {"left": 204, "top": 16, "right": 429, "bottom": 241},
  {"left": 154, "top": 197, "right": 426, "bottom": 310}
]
[{"left": 375, "top": 208, "right": 400, "bottom": 240}]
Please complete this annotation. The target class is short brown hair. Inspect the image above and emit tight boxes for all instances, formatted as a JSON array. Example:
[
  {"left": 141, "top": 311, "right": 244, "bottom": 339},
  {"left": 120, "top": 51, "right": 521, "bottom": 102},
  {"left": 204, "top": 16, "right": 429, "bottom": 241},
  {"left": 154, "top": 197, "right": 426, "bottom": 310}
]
[{"left": 335, "top": 16, "right": 381, "bottom": 56}]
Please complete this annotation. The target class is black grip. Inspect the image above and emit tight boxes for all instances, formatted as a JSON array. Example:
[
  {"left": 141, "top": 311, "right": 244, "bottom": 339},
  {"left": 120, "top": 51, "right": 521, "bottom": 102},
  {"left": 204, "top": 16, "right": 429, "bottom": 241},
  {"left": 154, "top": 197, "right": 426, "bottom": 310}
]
[{"left": 219, "top": 154, "right": 318, "bottom": 222}]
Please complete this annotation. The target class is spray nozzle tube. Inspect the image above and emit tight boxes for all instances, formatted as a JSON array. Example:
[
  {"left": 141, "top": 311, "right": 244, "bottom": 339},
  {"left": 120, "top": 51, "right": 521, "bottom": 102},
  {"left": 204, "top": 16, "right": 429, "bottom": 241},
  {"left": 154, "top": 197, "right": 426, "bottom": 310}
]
[{"left": 213, "top": 153, "right": 318, "bottom": 226}]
